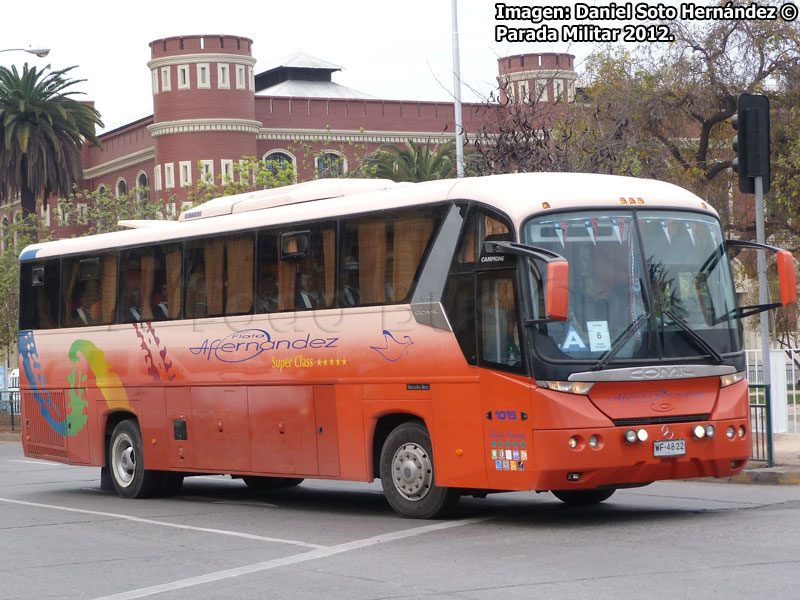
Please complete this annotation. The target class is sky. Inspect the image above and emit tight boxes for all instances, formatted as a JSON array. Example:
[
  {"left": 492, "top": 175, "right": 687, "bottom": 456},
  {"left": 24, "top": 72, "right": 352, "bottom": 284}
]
[{"left": 1, "top": 0, "right": 604, "bottom": 133}]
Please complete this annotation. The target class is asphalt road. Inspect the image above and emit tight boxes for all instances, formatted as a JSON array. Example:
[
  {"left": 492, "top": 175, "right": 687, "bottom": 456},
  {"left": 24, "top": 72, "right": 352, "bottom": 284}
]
[{"left": 1, "top": 440, "right": 799, "bottom": 600}]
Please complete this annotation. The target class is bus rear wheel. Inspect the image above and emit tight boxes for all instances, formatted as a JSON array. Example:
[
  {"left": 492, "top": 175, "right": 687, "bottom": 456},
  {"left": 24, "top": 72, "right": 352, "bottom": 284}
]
[
  {"left": 379, "top": 422, "right": 459, "bottom": 519},
  {"left": 108, "top": 419, "right": 165, "bottom": 499},
  {"left": 551, "top": 489, "right": 615, "bottom": 506}
]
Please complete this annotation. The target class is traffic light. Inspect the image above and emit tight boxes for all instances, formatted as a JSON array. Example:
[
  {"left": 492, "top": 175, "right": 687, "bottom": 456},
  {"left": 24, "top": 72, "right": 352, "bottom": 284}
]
[{"left": 731, "top": 93, "right": 770, "bottom": 194}]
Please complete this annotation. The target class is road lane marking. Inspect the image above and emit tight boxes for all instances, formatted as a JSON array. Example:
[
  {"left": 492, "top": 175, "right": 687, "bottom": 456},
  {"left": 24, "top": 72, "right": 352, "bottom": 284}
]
[
  {"left": 8, "top": 460, "right": 69, "bottom": 466},
  {"left": 0, "top": 497, "right": 323, "bottom": 549},
  {"left": 91, "top": 516, "right": 490, "bottom": 600}
]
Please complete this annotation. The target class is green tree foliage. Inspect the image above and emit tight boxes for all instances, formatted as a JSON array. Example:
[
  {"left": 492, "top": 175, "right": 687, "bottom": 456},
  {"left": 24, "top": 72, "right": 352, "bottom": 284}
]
[
  {"left": 57, "top": 186, "right": 174, "bottom": 235},
  {"left": 187, "top": 155, "right": 296, "bottom": 205},
  {"left": 0, "top": 64, "right": 103, "bottom": 220},
  {"left": 360, "top": 141, "right": 457, "bottom": 182},
  {"left": 582, "top": 8, "right": 800, "bottom": 240}
]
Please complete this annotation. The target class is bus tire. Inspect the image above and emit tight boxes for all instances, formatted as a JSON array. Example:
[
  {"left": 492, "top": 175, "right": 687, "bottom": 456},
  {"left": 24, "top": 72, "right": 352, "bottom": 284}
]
[
  {"left": 243, "top": 476, "right": 304, "bottom": 490},
  {"left": 551, "top": 489, "right": 615, "bottom": 506},
  {"left": 108, "top": 419, "right": 164, "bottom": 499},
  {"left": 379, "top": 422, "right": 459, "bottom": 519}
]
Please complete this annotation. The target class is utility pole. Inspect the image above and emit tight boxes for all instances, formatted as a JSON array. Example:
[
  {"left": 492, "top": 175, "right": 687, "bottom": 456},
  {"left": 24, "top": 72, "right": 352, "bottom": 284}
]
[{"left": 451, "top": 0, "right": 464, "bottom": 177}]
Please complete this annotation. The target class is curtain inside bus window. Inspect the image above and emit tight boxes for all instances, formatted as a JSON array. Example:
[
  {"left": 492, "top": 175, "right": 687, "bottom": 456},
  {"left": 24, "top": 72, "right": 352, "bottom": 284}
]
[
  {"left": 458, "top": 213, "right": 509, "bottom": 265},
  {"left": 36, "top": 285, "right": 56, "bottom": 328},
  {"left": 204, "top": 239, "right": 224, "bottom": 316},
  {"left": 358, "top": 221, "right": 387, "bottom": 304},
  {"left": 63, "top": 262, "right": 79, "bottom": 326},
  {"left": 392, "top": 217, "right": 433, "bottom": 301},
  {"left": 140, "top": 254, "right": 155, "bottom": 321},
  {"left": 278, "top": 236, "right": 296, "bottom": 310},
  {"left": 100, "top": 254, "right": 117, "bottom": 324},
  {"left": 323, "top": 228, "right": 335, "bottom": 306},
  {"left": 165, "top": 249, "right": 182, "bottom": 319},
  {"left": 226, "top": 235, "right": 254, "bottom": 314}
]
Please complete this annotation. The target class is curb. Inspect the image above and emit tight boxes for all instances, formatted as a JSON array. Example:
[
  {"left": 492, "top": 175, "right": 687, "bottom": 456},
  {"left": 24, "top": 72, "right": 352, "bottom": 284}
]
[
  {"left": 0, "top": 431, "right": 21, "bottom": 442},
  {"left": 724, "top": 469, "right": 800, "bottom": 485}
]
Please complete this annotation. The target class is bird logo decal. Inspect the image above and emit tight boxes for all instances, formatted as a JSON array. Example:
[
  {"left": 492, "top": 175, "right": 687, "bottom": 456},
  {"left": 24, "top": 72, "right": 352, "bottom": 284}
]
[{"left": 370, "top": 330, "right": 414, "bottom": 362}]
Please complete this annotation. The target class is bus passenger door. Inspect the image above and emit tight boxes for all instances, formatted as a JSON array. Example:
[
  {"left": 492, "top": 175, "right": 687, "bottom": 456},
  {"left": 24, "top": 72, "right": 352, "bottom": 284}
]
[{"left": 248, "top": 385, "right": 320, "bottom": 476}]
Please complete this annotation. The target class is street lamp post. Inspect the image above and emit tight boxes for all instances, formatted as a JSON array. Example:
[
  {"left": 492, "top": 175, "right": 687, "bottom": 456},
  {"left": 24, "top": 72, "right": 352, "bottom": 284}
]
[{"left": 0, "top": 47, "right": 50, "bottom": 58}]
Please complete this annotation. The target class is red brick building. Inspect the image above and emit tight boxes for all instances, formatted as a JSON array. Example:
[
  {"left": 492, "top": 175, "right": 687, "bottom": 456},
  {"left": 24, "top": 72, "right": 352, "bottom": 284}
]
[{"left": 2, "top": 34, "right": 577, "bottom": 237}]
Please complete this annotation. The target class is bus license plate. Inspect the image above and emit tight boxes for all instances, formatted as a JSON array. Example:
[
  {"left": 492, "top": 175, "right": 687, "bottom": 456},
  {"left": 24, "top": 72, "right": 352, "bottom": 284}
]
[{"left": 654, "top": 439, "right": 685, "bottom": 457}]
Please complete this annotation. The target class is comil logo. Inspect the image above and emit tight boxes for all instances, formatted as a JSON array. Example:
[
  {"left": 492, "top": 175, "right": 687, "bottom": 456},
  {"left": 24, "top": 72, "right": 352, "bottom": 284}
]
[{"left": 630, "top": 366, "right": 698, "bottom": 380}]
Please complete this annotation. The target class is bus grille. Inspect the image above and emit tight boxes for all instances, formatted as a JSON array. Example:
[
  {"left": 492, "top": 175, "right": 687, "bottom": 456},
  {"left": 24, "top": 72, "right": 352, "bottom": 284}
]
[
  {"left": 22, "top": 390, "right": 68, "bottom": 461},
  {"left": 612, "top": 414, "right": 710, "bottom": 427}
]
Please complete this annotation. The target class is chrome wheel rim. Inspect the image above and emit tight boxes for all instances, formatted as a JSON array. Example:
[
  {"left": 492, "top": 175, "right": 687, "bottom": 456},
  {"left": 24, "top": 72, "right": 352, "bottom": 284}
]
[
  {"left": 111, "top": 432, "right": 136, "bottom": 488},
  {"left": 391, "top": 442, "right": 432, "bottom": 502}
]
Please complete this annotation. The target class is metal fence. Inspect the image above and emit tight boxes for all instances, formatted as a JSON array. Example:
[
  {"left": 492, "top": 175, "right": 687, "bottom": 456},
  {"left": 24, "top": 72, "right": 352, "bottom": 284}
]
[
  {"left": 745, "top": 348, "right": 800, "bottom": 434},
  {"left": 0, "top": 390, "right": 20, "bottom": 431},
  {"left": 749, "top": 384, "right": 773, "bottom": 466}
]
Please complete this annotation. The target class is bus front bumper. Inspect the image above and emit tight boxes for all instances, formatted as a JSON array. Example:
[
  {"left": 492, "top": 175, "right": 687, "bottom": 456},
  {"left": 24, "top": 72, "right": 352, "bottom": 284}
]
[{"left": 530, "top": 418, "right": 751, "bottom": 491}]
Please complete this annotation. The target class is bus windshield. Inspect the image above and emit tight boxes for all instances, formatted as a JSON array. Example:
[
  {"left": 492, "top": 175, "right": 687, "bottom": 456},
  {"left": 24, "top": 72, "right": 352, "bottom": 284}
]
[{"left": 524, "top": 209, "right": 742, "bottom": 364}]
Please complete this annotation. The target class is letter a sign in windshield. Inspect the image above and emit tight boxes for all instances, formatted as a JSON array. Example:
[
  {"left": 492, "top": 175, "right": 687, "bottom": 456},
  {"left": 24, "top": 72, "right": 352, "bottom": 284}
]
[{"left": 561, "top": 325, "right": 587, "bottom": 352}]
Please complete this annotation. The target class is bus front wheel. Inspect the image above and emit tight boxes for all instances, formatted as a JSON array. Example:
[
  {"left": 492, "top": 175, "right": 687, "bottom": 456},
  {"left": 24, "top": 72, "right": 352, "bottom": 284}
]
[
  {"left": 551, "top": 489, "right": 615, "bottom": 506},
  {"left": 379, "top": 422, "right": 459, "bottom": 518},
  {"left": 108, "top": 419, "right": 165, "bottom": 499}
]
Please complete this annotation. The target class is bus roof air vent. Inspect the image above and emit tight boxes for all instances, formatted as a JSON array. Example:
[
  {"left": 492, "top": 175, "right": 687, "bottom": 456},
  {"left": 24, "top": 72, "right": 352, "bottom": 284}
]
[{"left": 178, "top": 179, "right": 400, "bottom": 222}]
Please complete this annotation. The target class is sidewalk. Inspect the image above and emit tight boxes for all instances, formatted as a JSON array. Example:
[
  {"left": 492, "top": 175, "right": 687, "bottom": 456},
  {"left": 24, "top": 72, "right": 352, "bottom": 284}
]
[{"left": 1, "top": 425, "right": 798, "bottom": 485}]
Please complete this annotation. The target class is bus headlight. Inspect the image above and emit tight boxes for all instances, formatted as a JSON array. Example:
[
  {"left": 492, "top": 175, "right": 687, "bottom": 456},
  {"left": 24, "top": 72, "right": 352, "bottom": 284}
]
[
  {"left": 720, "top": 372, "right": 745, "bottom": 387},
  {"left": 693, "top": 425, "right": 706, "bottom": 439},
  {"left": 726, "top": 426, "right": 735, "bottom": 439},
  {"left": 538, "top": 381, "right": 594, "bottom": 395}
]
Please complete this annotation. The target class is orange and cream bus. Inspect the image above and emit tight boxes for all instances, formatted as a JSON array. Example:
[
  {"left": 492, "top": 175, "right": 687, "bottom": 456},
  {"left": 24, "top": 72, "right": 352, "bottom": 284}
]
[{"left": 18, "top": 173, "right": 796, "bottom": 518}]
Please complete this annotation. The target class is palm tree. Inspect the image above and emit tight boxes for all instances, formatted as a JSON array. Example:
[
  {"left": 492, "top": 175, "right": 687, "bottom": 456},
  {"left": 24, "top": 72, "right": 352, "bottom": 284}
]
[
  {"left": 362, "top": 140, "right": 456, "bottom": 182},
  {"left": 0, "top": 63, "right": 103, "bottom": 221}
]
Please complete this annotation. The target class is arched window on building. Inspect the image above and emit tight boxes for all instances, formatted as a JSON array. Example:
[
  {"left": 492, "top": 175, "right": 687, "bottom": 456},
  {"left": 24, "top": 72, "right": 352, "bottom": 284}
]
[
  {"left": 137, "top": 172, "right": 149, "bottom": 202},
  {"left": 116, "top": 178, "right": 127, "bottom": 198},
  {"left": 264, "top": 150, "right": 296, "bottom": 179},
  {"left": 315, "top": 151, "right": 346, "bottom": 179}
]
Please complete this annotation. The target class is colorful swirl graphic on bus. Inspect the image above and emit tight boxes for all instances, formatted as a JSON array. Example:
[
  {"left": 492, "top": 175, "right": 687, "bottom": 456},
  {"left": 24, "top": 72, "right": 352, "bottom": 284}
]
[
  {"left": 19, "top": 332, "right": 131, "bottom": 436},
  {"left": 68, "top": 338, "right": 131, "bottom": 419},
  {"left": 19, "top": 331, "right": 68, "bottom": 435}
]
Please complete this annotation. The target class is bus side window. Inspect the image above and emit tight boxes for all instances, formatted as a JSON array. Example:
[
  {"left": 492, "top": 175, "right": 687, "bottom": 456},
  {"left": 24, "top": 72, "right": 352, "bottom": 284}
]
[
  {"left": 457, "top": 212, "right": 510, "bottom": 266},
  {"left": 273, "top": 222, "right": 335, "bottom": 311},
  {"left": 62, "top": 253, "right": 116, "bottom": 327},
  {"left": 120, "top": 244, "right": 182, "bottom": 323},
  {"left": 443, "top": 206, "right": 513, "bottom": 366},
  {"left": 477, "top": 270, "right": 523, "bottom": 371},
  {"left": 19, "top": 259, "right": 60, "bottom": 330},
  {"left": 442, "top": 274, "right": 477, "bottom": 365},
  {"left": 338, "top": 207, "right": 442, "bottom": 308}
]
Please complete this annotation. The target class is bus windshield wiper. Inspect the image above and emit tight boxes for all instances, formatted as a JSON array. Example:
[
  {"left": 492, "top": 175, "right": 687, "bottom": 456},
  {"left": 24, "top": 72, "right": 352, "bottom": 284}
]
[
  {"left": 663, "top": 310, "right": 724, "bottom": 364},
  {"left": 594, "top": 314, "right": 649, "bottom": 370}
]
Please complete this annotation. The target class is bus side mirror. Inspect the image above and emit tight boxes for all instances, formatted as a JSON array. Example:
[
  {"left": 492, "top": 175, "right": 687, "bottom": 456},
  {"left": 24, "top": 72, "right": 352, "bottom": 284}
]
[
  {"left": 546, "top": 260, "right": 569, "bottom": 321},
  {"left": 777, "top": 250, "right": 797, "bottom": 306}
]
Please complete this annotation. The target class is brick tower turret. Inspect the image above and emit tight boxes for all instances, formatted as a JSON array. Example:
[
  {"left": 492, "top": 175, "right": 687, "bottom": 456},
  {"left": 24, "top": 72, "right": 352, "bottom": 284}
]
[
  {"left": 148, "top": 35, "right": 260, "bottom": 207},
  {"left": 497, "top": 53, "right": 577, "bottom": 106}
]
